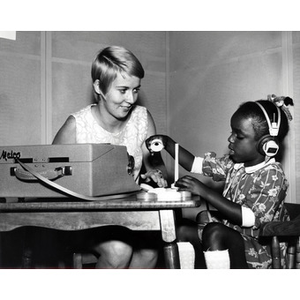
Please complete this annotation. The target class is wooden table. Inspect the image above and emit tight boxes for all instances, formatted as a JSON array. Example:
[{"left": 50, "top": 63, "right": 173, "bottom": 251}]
[{"left": 0, "top": 194, "right": 201, "bottom": 268}]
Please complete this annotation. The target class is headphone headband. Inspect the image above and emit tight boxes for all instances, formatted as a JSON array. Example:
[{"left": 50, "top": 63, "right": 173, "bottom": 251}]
[{"left": 255, "top": 102, "right": 281, "bottom": 136}]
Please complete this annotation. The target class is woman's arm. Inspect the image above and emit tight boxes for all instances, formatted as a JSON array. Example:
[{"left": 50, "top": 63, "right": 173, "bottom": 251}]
[{"left": 52, "top": 116, "right": 76, "bottom": 144}]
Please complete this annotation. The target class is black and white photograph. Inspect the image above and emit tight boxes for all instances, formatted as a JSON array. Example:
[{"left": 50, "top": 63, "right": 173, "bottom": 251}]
[{"left": 0, "top": 1, "right": 299, "bottom": 299}]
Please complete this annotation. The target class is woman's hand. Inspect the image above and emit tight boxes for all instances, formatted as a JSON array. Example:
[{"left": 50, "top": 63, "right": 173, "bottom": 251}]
[
  {"left": 141, "top": 169, "right": 168, "bottom": 188},
  {"left": 175, "top": 175, "right": 204, "bottom": 195}
]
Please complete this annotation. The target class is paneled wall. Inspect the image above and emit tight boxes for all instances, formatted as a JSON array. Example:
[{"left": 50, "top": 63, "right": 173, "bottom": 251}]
[
  {"left": 168, "top": 32, "right": 299, "bottom": 210},
  {"left": 0, "top": 32, "right": 42, "bottom": 145}
]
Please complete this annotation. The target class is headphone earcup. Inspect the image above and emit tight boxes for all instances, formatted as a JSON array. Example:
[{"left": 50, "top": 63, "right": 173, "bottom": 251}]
[{"left": 257, "top": 135, "right": 279, "bottom": 157}]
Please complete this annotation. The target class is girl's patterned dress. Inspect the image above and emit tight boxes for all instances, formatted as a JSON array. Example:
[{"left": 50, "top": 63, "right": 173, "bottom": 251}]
[
  {"left": 72, "top": 104, "right": 148, "bottom": 181},
  {"left": 199, "top": 152, "right": 289, "bottom": 268}
]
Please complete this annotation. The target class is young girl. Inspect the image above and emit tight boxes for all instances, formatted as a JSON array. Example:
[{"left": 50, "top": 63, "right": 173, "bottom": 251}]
[{"left": 146, "top": 95, "right": 294, "bottom": 268}]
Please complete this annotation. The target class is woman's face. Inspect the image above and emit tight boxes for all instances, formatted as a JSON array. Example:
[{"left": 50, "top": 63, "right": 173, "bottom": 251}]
[
  {"left": 228, "top": 115, "right": 264, "bottom": 167},
  {"left": 101, "top": 72, "right": 141, "bottom": 120}
]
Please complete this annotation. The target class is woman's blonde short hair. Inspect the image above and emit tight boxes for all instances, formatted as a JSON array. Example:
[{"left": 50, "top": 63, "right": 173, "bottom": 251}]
[{"left": 91, "top": 46, "right": 144, "bottom": 101}]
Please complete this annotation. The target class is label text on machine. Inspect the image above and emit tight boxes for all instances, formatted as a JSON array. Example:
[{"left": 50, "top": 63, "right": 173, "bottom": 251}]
[{"left": 0, "top": 150, "right": 21, "bottom": 161}]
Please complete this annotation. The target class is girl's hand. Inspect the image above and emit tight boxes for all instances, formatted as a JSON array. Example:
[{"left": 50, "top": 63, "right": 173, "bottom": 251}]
[
  {"left": 141, "top": 169, "right": 168, "bottom": 188},
  {"left": 175, "top": 175, "right": 204, "bottom": 195},
  {"left": 145, "top": 135, "right": 168, "bottom": 153}
]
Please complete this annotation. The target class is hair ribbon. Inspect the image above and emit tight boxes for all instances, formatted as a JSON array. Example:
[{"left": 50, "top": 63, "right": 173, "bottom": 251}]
[{"left": 267, "top": 94, "right": 293, "bottom": 121}]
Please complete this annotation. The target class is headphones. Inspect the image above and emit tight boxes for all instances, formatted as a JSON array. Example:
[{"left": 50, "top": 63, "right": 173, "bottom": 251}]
[{"left": 255, "top": 102, "right": 281, "bottom": 157}]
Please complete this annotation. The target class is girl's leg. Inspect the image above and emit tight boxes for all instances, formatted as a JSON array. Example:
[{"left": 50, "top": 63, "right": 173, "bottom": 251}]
[{"left": 202, "top": 222, "right": 248, "bottom": 269}]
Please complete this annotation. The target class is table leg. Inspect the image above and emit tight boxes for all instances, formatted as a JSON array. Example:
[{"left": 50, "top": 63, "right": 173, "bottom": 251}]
[
  {"left": 159, "top": 210, "right": 180, "bottom": 269},
  {"left": 163, "top": 242, "right": 180, "bottom": 268}
]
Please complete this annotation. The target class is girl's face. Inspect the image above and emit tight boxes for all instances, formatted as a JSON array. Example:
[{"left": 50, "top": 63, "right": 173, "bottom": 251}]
[
  {"left": 228, "top": 115, "right": 264, "bottom": 167},
  {"left": 101, "top": 72, "right": 141, "bottom": 120}
]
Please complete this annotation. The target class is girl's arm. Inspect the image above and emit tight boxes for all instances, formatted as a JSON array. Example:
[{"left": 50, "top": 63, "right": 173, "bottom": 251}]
[
  {"left": 176, "top": 175, "right": 243, "bottom": 225},
  {"left": 146, "top": 135, "right": 196, "bottom": 172}
]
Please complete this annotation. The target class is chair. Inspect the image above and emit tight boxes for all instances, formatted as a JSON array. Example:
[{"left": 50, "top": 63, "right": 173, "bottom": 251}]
[{"left": 260, "top": 203, "right": 300, "bottom": 269}]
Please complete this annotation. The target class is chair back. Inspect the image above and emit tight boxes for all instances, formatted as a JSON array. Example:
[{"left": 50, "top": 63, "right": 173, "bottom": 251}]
[{"left": 285, "top": 203, "right": 300, "bottom": 220}]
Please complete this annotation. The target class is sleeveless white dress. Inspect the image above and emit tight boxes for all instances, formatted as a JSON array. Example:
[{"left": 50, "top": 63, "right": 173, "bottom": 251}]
[{"left": 72, "top": 104, "right": 148, "bottom": 181}]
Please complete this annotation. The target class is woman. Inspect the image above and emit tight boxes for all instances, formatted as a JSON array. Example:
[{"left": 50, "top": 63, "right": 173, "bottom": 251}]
[{"left": 53, "top": 46, "right": 168, "bottom": 268}]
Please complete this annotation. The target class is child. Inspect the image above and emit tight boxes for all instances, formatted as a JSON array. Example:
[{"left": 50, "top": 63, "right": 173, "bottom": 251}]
[{"left": 146, "top": 95, "right": 294, "bottom": 268}]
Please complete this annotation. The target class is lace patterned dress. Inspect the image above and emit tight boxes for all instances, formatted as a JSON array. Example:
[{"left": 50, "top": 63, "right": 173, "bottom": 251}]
[
  {"left": 72, "top": 104, "right": 148, "bottom": 181},
  {"left": 200, "top": 152, "right": 289, "bottom": 268}
]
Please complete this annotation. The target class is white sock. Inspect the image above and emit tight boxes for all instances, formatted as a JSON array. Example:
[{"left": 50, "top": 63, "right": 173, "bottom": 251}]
[
  {"left": 178, "top": 242, "right": 195, "bottom": 269},
  {"left": 204, "top": 249, "right": 230, "bottom": 269}
]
